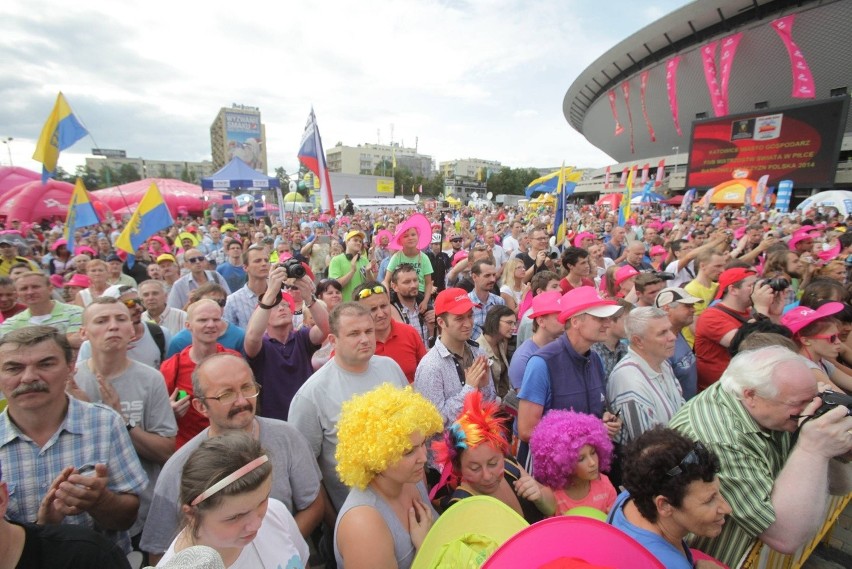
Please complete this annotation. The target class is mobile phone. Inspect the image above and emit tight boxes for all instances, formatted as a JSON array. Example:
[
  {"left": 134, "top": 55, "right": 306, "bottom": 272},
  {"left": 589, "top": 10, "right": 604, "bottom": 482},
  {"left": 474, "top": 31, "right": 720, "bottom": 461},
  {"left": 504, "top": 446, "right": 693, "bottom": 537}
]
[
  {"left": 178, "top": 390, "right": 188, "bottom": 400},
  {"left": 77, "top": 464, "right": 97, "bottom": 476}
]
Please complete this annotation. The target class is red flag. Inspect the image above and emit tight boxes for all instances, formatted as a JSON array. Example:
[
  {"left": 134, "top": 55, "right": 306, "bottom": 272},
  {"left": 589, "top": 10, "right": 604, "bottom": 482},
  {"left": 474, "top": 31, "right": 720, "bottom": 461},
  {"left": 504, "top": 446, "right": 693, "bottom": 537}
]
[
  {"left": 608, "top": 90, "right": 624, "bottom": 136},
  {"left": 604, "top": 166, "right": 611, "bottom": 190},
  {"left": 771, "top": 15, "right": 815, "bottom": 99},
  {"left": 665, "top": 56, "right": 683, "bottom": 136},
  {"left": 619, "top": 167, "right": 628, "bottom": 188},
  {"left": 639, "top": 71, "right": 656, "bottom": 142},
  {"left": 641, "top": 163, "right": 650, "bottom": 184},
  {"left": 621, "top": 81, "right": 635, "bottom": 154},
  {"left": 655, "top": 159, "right": 665, "bottom": 187}
]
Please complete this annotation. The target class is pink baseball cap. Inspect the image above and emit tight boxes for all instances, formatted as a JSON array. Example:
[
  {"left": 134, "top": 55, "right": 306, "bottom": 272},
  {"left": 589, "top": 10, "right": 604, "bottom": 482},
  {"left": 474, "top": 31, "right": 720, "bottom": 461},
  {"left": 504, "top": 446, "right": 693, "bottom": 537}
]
[
  {"left": 650, "top": 245, "right": 667, "bottom": 257},
  {"left": 573, "top": 232, "right": 595, "bottom": 248},
  {"left": 528, "top": 291, "right": 562, "bottom": 319},
  {"left": 614, "top": 265, "right": 639, "bottom": 287},
  {"left": 64, "top": 273, "right": 91, "bottom": 288},
  {"left": 558, "top": 286, "right": 619, "bottom": 323},
  {"left": 781, "top": 302, "right": 844, "bottom": 335}
]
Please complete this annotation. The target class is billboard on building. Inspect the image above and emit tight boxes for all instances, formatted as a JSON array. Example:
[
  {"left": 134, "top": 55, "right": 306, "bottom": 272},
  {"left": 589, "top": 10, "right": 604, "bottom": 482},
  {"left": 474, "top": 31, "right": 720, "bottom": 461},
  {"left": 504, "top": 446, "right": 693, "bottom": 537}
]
[
  {"left": 224, "top": 111, "right": 264, "bottom": 171},
  {"left": 686, "top": 97, "right": 849, "bottom": 188}
]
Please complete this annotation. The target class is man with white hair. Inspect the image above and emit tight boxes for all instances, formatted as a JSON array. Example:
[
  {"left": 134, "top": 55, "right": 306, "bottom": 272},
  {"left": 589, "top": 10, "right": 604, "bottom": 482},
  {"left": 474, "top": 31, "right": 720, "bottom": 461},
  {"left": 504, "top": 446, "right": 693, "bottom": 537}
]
[
  {"left": 606, "top": 307, "right": 684, "bottom": 445},
  {"left": 669, "top": 346, "right": 852, "bottom": 567},
  {"left": 140, "top": 280, "right": 186, "bottom": 336}
]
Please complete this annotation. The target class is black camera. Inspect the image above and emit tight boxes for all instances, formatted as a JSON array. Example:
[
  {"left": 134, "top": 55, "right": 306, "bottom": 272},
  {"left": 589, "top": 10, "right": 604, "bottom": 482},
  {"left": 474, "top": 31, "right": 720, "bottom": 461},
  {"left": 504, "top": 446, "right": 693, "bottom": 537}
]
[
  {"left": 548, "top": 251, "right": 559, "bottom": 260},
  {"left": 655, "top": 272, "right": 676, "bottom": 281},
  {"left": 280, "top": 258, "right": 305, "bottom": 279},
  {"left": 759, "top": 278, "right": 790, "bottom": 292},
  {"left": 811, "top": 390, "right": 852, "bottom": 419}
]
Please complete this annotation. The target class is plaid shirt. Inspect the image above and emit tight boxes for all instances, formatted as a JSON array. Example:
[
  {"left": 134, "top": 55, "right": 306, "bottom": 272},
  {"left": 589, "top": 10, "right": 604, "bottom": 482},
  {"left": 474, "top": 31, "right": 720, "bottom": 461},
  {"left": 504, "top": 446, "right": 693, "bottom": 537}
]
[
  {"left": 0, "top": 396, "right": 148, "bottom": 553},
  {"left": 468, "top": 290, "right": 505, "bottom": 340}
]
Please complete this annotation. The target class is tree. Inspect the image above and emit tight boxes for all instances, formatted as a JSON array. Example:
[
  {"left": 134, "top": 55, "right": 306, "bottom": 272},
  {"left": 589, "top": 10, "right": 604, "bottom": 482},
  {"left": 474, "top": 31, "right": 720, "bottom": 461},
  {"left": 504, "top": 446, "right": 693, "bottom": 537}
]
[
  {"left": 53, "top": 166, "right": 74, "bottom": 183},
  {"left": 485, "top": 167, "right": 541, "bottom": 196},
  {"left": 274, "top": 167, "right": 289, "bottom": 190},
  {"left": 74, "top": 165, "right": 100, "bottom": 189},
  {"left": 98, "top": 165, "right": 116, "bottom": 188},
  {"left": 373, "top": 159, "right": 393, "bottom": 177},
  {"left": 117, "top": 163, "right": 142, "bottom": 185}
]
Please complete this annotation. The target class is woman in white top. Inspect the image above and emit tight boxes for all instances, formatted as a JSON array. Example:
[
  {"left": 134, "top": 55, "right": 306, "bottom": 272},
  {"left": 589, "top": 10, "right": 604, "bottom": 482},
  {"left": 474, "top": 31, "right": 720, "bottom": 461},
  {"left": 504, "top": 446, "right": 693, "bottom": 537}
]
[
  {"left": 74, "top": 258, "right": 110, "bottom": 306},
  {"left": 158, "top": 432, "right": 309, "bottom": 569},
  {"left": 499, "top": 257, "right": 527, "bottom": 312}
]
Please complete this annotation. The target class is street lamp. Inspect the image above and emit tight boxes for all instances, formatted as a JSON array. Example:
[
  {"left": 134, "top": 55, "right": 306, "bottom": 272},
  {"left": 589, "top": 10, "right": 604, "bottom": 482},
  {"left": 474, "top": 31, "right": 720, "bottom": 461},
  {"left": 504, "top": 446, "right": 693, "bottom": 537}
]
[
  {"left": 672, "top": 146, "right": 679, "bottom": 175},
  {"left": 2, "top": 137, "right": 12, "bottom": 167}
]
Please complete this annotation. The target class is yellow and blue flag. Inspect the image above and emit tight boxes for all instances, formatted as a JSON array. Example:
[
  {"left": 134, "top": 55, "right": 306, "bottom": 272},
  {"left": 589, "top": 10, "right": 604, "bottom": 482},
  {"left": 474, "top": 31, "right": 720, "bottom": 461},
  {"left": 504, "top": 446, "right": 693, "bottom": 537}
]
[
  {"left": 526, "top": 166, "right": 573, "bottom": 198},
  {"left": 619, "top": 166, "right": 636, "bottom": 226},
  {"left": 553, "top": 165, "right": 582, "bottom": 243},
  {"left": 64, "top": 178, "right": 101, "bottom": 254},
  {"left": 32, "top": 93, "right": 89, "bottom": 183},
  {"left": 115, "top": 183, "right": 174, "bottom": 266}
]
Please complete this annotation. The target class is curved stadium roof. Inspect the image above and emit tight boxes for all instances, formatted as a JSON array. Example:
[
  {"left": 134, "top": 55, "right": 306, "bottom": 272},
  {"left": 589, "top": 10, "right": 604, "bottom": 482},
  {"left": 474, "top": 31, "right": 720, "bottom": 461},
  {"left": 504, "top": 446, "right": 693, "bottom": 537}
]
[{"left": 564, "top": 0, "right": 852, "bottom": 162}]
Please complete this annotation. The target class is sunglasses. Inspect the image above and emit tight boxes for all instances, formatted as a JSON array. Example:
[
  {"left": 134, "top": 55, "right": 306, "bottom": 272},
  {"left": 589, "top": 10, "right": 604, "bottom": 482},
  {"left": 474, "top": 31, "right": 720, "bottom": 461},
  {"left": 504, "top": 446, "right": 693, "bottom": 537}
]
[
  {"left": 808, "top": 333, "right": 840, "bottom": 343},
  {"left": 284, "top": 284, "right": 299, "bottom": 291},
  {"left": 122, "top": 298, "right": 144, "bottom": 310},
  {"left": 187, "top": 256, "right": 206, "bottom": 264},
  {"left": 450, "top": 238, "right": 463, "bottom": 242},
  {"left": 357, "top": 285, "right": 386, "bottom": 299},
  {"left": 666, "top": 442, "right": 706, "bottom": 477}
]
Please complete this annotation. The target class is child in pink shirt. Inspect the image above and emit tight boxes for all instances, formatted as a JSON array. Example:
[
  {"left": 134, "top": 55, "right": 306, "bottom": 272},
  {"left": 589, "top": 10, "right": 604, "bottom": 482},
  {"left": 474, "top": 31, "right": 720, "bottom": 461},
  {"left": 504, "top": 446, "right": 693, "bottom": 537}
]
[{"left": 530, "top": 410, "right": 617, "bottom": 515}]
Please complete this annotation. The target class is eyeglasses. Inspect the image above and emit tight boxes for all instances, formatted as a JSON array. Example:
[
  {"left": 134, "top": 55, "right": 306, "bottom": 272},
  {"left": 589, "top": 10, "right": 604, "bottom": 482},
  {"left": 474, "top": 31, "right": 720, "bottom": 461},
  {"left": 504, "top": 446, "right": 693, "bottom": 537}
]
[
  {"left": 357, "top": 285, "right": 386, "bottom": 299},
  {"left": 499, "top": 319, "right": 517, "bottom": 326},
  {"left": 199, "top": 384, "right": 261, "bottom": 405},
  {"left": 187, "top": 256, "right": 205, "bottom": 264},
  {"left": 808, "top": 333, "right": 841, "bottom": 343},
  {"left": 450, "top": 238, "right": 463, "bottom": 242},
  {"left": 666, "top": 442, "right": 706, "bottom": 477},
  {"left": 122, "top": 298, "right": 144, "bottom": 310}
]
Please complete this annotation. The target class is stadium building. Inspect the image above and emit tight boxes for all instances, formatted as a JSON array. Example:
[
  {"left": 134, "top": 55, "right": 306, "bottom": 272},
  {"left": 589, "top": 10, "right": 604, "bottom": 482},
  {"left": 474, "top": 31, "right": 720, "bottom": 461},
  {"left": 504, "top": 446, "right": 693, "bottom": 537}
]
[{"left": 564, "top": 0, "right": 852, "bottom": 203}]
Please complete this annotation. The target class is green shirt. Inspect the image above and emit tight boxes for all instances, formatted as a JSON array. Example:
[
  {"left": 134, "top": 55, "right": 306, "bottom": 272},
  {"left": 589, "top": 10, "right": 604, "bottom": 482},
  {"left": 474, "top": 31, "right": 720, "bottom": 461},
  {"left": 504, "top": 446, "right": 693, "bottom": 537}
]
[
  {"left": 328, "top": 253, "right": 370, "bottom": 302},
  {"left": 668, "top": 382, "right": 790, "bottom": 568},
  {"left": 0, "top": 301, "right": 83, "bottom": 337},
  {"left": 385, "top": 251, "right": 433, "bottom": 293}
]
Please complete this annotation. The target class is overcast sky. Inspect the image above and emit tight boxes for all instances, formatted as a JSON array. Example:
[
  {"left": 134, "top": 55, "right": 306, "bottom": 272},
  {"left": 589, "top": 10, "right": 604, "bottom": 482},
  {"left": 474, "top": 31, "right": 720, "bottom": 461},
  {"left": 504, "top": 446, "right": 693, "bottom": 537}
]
[{"left": 0, "top": 0, "right": 691, "bottom": 176}]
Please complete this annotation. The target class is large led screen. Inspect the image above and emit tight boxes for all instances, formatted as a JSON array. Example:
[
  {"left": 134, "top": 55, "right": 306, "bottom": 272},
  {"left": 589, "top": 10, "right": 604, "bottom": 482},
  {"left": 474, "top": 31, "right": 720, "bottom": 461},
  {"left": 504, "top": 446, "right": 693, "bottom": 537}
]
[{"left": 686, "top": 97, "right": 848, "bottom": 188}]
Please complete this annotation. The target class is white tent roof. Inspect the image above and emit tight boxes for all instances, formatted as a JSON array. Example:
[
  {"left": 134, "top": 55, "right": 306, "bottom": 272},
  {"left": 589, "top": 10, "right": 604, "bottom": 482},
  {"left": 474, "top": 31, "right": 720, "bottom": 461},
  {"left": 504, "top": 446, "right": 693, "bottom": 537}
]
[{"left": 336, "top": 197, "right": 417, "bottom": 210}]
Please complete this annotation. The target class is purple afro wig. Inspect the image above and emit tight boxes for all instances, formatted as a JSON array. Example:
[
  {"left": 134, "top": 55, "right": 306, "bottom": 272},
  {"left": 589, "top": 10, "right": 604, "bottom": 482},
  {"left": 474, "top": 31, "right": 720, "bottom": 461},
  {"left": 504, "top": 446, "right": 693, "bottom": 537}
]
[{"left": 529, "top": 410, "right": 613, "bottom": 490}]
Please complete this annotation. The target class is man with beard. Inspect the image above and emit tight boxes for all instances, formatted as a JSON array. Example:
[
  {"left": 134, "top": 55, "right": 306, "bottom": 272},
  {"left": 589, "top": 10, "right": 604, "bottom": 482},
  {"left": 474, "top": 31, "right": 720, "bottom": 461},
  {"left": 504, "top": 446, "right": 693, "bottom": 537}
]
[
  {"left": 0, "top": 326, "right": 146, "bottom": 554},
  {"left": 159, "top": 299, "right": 241, "bottom": 448},
  {"left": 468, "top": 259, "right": 504, "bottom": 340},
  {"left": 413, "top": 288, "right": 496, "bottom": 427},
  {"left": 141, "top": 354, "right": 323, "bottom": 565},
  {"left": 244, "top": 268, "right": 329, "bottom": 420},
  {"left": 355, "top": 281, "right": 425, "bottom": 384},
  {"left": 390, "top": 263, "right": 433, "bottom": 346},
  {"left": 73, "top": 298, "right": 176, "bottom": 556},
  {"left": 289, "top": 302, "right": 407, "bottom": 512}
]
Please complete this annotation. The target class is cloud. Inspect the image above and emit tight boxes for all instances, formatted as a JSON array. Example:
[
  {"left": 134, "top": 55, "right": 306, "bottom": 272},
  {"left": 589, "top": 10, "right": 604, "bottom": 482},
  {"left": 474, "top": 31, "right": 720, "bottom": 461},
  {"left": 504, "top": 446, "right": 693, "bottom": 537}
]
[{"left": 0, "top": 0, "right": 691, "bottom": 175}]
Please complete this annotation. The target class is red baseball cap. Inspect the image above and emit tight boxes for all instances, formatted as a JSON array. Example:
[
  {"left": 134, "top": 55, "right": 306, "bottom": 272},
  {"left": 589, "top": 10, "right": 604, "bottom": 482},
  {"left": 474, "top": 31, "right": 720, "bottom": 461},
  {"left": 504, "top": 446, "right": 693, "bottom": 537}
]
[
  {"left": 714, "top": 267, "right": 757, "bottom": 300},
  {"left": 434, "top": 287, "right": 475, "bottom": 316}
]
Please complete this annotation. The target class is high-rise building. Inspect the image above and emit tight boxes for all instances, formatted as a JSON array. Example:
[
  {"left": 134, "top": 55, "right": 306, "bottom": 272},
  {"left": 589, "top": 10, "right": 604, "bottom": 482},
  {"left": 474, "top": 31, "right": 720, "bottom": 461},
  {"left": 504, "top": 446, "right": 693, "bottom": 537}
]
[
  {"left": 210, "top": 105, "right": 268, "bottom": 173},
  {"left": 326, "top": 142, "right": 434, "bottom": 178},
  {"left": 439, "top": 158, "right": 502, "bottom": 181}
]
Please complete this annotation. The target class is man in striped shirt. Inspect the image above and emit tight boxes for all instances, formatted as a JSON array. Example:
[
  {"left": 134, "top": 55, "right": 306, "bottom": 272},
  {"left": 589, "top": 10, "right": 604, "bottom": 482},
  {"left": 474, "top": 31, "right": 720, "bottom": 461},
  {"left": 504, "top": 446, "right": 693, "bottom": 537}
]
[
  {"left": 607, "top": 307, "right": 684, "bottom": 445},
  {"left": 669, "top": 346, "right": 852, "bottom": 567}
]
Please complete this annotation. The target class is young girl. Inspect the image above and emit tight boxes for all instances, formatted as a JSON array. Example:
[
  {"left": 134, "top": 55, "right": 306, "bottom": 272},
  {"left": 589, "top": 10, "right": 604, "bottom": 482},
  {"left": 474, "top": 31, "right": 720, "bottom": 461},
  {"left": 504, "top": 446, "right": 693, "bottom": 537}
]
[{"left": 529, "top": 410, "right": 617, "bottom": 515}]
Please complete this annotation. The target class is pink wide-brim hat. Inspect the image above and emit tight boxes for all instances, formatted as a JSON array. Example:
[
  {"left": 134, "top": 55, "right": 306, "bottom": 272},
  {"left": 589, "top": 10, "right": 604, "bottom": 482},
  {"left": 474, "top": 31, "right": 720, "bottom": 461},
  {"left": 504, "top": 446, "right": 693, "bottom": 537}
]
[{"left": 389, "top": 213, "right": 432, "bottom": 251}]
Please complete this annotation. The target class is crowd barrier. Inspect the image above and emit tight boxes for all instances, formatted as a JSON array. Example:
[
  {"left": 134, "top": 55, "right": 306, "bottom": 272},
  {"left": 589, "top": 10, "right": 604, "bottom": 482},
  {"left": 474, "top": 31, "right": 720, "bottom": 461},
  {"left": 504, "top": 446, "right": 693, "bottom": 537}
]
[{"left": 741, "top": 492, "right": 852, "bottom": 569}]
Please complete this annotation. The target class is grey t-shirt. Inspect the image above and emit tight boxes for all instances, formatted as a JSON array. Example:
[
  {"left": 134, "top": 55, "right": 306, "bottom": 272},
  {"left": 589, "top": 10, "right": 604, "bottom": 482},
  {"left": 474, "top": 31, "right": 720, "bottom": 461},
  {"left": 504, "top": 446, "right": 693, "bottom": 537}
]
[
  {"left": 139, "top": 417, "right": 321, "bottom": 555},
  {"left": 75, "top": 359, "right": 177, "bottom": 536},
  {"left": 288, "top": 355, "right": 408, "bottom": 511}
]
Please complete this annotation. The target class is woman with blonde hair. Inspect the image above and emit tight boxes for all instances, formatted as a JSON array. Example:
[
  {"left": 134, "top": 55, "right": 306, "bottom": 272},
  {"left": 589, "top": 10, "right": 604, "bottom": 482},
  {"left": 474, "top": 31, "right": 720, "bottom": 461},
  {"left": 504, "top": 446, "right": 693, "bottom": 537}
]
[
  {"left": 74, "top": 258, "right": 110, "bottom": 306},
  {"left": 500, "top": 257, "right": 527, "bottom": 312},
  {"left": 816, "top": 259, "right": 847, "bottom": 284},
  {"left": 334, "top": 384, "right": 443, "bottom": 569}
]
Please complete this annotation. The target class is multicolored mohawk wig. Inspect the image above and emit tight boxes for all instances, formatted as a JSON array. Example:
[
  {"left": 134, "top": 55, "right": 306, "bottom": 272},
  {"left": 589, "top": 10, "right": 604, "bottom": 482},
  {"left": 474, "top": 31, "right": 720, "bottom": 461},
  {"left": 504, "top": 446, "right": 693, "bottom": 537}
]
[{"left": 430, "top": 390, "right": 509, "bottom": 497}]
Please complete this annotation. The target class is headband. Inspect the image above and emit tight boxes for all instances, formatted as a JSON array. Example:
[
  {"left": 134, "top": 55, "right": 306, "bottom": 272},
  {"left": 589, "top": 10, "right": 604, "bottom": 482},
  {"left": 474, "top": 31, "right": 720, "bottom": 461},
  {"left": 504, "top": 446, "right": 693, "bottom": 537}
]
[{"left": 190, "top": 455, "right": 269, "bottom": 506}]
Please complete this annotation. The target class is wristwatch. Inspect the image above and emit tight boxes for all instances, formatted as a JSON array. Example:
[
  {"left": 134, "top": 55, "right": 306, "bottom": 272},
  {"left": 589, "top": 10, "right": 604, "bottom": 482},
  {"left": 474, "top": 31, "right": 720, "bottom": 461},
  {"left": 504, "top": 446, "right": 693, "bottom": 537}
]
[
  {"left": 126, "top": 418, "right": 137, "bottom": 432},
  {"left": 306, "top": 294, "right": 317, "bottom": 308}
]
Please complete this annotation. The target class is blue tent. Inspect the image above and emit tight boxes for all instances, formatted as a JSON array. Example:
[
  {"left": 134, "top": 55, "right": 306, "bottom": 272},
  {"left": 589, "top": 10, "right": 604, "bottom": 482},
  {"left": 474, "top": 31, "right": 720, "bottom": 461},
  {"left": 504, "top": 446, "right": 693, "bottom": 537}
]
[{"left": 200, "top": 157, "right": 280, "bottom": 190}]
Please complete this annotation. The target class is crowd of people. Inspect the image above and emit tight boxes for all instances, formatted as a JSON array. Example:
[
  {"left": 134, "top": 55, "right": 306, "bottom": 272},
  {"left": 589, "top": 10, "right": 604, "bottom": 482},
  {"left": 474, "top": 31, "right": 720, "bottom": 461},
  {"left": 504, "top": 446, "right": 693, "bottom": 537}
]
[{"left": 0, "top": 200, "right": 851, "bottom": 568}]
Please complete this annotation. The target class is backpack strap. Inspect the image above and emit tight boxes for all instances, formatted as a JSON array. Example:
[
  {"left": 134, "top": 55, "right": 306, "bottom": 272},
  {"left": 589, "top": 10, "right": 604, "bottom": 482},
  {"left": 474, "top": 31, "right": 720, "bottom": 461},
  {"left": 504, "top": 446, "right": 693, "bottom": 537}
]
[{"left": 145, "top": 321, "right": 166, "bottom": 363}]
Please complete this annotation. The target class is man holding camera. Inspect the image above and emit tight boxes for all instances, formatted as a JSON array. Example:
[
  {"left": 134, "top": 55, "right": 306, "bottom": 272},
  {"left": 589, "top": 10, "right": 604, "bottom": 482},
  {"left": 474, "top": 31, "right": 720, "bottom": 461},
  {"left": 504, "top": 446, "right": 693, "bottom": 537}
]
[
  {"left": 244, "top": 266, "right": 329, "bottom": 420},
  {"left": 694, "top": 267, "right": 784, "bottom": 391},
  {"left": 670, "top": 346, "right": 852, "bottom": 567},
  {"left": 223, "top": 244, "right": 270, "bottom": 329}
]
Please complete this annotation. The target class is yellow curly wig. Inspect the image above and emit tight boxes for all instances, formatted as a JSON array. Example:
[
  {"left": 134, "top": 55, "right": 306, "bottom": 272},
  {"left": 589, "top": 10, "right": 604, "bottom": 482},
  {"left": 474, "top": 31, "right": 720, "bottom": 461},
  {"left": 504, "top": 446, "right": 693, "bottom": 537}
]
[{"left": 335, "top": 384, "right": 442, "bottom": 489}]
